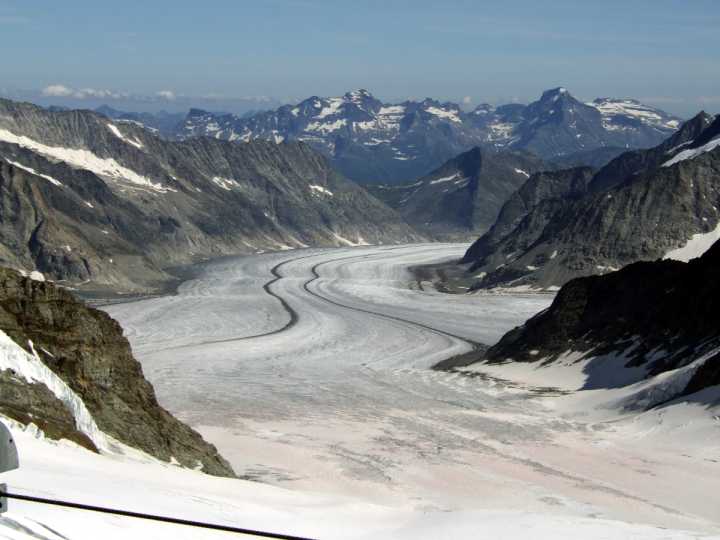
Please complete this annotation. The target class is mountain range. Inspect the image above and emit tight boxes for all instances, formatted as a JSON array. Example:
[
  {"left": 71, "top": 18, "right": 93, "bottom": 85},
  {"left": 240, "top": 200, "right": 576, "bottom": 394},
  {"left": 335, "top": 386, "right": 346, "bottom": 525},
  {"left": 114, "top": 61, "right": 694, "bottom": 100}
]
[
  {"left": 462, "top": 111, "right": 719, "bottom": 290},
  {"left": 171, "top": 88, "right": 681, "bottom": 184},
  {"left": 0, "top": 97, "right": 420, "bottom": 293}
]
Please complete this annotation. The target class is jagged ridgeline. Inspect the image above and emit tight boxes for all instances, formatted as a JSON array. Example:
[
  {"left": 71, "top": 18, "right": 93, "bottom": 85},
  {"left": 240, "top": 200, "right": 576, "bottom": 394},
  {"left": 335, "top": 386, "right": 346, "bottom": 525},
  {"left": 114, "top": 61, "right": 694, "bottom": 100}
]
[
  {"left": 0, "top": 97, "right": 421, "bottom": 293},
  {"left": 0, "top": 267, "right": 234, "bottom": 476},
  {"left": 368, "top": 147, "right": 547, "bottom": 239},
  {"left": 462, "top": 112, "right": 720, "bottom": 290},
  {"left": 174, "top": 88, "right": 681, "bottom": 184}
]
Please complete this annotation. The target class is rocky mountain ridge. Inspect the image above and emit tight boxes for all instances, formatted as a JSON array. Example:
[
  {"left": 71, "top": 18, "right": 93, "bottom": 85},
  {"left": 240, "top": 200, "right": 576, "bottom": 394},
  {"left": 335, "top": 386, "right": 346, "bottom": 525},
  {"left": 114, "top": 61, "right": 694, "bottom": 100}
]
[
  {"left": 174, "top": 88, "right": 681, "bottom": 184},
  {"left": 0, "top": 97, "right": 421, "bottom": 293},
  {"left": 369, "top": 147, "right": 547, "bottom": 238},
  {"left": 462, "top": 112, "right": 720, "bottom": 290}
]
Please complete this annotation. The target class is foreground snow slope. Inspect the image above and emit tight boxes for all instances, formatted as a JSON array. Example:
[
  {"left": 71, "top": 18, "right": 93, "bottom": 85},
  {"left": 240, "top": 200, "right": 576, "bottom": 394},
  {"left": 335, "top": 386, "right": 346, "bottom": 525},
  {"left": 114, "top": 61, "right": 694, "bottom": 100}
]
[
  {"left": 100, "top": 244, "right": 720, "bottom": 536},
  {"left": 2, "top": 423, "right": 717, "bottom": 540}
]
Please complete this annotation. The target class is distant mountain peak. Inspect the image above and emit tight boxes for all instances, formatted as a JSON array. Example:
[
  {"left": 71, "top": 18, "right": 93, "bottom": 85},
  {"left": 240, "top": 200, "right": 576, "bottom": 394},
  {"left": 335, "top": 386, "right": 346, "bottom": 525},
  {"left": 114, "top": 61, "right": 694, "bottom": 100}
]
[
  {"left": 174, "top": 87, "right": 683, "bottom": 184},
  {"left": 540, "top": 86, "right": 574, "bottom": 101}
]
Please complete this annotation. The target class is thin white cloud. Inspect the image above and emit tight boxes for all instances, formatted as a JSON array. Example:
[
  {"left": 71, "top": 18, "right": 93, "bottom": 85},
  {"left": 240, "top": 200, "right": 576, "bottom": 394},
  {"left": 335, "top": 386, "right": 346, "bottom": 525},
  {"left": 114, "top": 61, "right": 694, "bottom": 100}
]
[
  {"left": 76, "top": 88, "right": 127, "bottom": 99},
  {"left": 41, "top": 84, "right": 126, "bottom": 100},
  {"left": 156, "top": 90, "right": 176, "bottom": 101},
  {"left": 462, "top": 96, "right": 472, "bottom": 105},
  {"left": 42, "top": 84, "right": 74, "bottom": 97}
]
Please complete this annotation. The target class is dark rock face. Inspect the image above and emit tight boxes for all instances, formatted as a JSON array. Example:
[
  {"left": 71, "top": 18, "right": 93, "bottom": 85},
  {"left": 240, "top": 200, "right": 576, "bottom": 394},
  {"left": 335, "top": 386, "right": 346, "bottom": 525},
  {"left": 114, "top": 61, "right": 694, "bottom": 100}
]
[
  {"left": 369, "top": 148, "right": 547, "bottom": 238},
  {"left": 462, "top": 167, "right": 594, "bottom": 264},
  {"left": 588, "top": 111, "right": 714, "bottom": 193},
  {"left": 484, "top": 241, "right": 720, "bottom": 399},
  {"left": 0, "top": 267, "right": 234, "bottom": 476},
  {"left": 0, "top": 97, "right": 421, "bottom": 292},
  {"left": 0, "top": 368, "right": 97, "bottom": 451},
  {"left": 463, "top": 112, "right": 720, "bottom": 290},
  {"left": 175, "top": 88, "right": 680, "bottom": 185}
]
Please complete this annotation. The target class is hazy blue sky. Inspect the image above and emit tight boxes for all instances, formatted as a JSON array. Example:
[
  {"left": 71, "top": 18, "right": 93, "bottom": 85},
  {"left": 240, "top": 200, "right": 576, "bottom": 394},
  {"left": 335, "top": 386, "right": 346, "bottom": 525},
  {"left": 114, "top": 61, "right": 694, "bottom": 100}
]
[{"left": 1, "top": 0, "right": 718, "bottom": 115}]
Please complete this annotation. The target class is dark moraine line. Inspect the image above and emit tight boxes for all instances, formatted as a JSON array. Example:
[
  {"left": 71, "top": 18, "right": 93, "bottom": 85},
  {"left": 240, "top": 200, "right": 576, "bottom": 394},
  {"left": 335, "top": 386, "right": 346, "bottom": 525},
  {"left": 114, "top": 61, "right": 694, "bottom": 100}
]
[
  {"left": 166, "top": 245, "right": 485, "bottom": 359},
  {"left": 301, "top": 256, "right": 485, "bottom": 353},
  {"left": 164, "top": 252, "right": 324, "bottom": 350},
  {"left": 166, "top": 246, "right": 406, "bottom": 349}
]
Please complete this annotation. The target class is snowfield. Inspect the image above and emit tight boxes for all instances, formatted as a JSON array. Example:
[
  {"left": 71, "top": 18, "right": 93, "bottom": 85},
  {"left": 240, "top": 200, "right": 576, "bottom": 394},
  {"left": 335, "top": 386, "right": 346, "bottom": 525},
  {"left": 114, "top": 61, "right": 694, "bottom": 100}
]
[{"left": 2, "top": 244, "right": 719, "bottom": 539}]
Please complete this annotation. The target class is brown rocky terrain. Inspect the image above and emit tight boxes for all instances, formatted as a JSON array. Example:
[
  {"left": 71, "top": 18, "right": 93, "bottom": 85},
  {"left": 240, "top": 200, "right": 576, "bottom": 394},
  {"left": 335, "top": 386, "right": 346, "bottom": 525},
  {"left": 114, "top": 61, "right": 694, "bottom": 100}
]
[{"left": 0, "top": 266, "right": 234, "bottom": 476}]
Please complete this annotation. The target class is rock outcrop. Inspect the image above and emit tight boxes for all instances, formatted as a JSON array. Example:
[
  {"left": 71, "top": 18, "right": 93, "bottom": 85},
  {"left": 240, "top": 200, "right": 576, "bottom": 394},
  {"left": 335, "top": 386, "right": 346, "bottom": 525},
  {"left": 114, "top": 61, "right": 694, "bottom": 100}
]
[
  {"left": 0, "top": 267, "right": 234, "bottom": 476},
  {"left": 483, "top": 240, "right": 720, "bottom": 399}
]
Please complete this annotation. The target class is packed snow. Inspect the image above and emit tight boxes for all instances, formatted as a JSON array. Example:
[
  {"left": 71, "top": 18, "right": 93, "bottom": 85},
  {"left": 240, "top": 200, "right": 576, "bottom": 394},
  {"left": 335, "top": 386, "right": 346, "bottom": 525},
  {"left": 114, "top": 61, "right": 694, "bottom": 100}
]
[
  {"left": 662, "top": 136, "right": 720, "bottom": 167},
  {"left": 0, "top": 128, "right": 172, "bottom": 192},
  {"left": 425, "top": 106, "right": 461, "bottom": 123},
  {"left": 0, "top": 330, "right": 109, "bottom": 451},
  {"left": 429, "top": 172, "right": 460, "bottom": 184},
  {"left": 305, "top": 119, "right": 347, "bottom": 133},
  {"left": 106, "top": 123, "right": 144, "bottom": 150},
  {"left": 210, "top": 176, "right": 239, "bottom": 191},
  {"left": 315, "top": 98, "right": 344, "bottom": 119},
  {"left": 308, "top": 184, "right": 334, "bottom": 197},
  {"left": 0, "top": 246, "right": 716, "bottom": 539},
  {"left": 664, "top": 221, "right": 720, "bottom": 262},
  {"left": 4, "top": 422, "right": 715, "bottom": 540},
  {"left": 3, "top": 159, "right": 63, "bottom": 187},
  {"left": 95, "top": 244, "right": 720, "bottom": 538}
]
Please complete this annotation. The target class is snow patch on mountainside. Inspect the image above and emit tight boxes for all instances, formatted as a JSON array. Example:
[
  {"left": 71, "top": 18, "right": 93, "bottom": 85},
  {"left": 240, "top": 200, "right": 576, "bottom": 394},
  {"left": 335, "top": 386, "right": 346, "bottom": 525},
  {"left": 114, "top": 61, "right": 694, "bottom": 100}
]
[
  {"left": 662, "top": 136, "right": 720, "bottom": 167},
  {"left": 106, "top": 123, "right": 144, "bottom": 150},
  {"left": 210, "top": 176, "right": 239, "bottom": 191},
  {"left": 0, "top": 329, "right": 110, "bottom": 451},
  {"left": 663, "top": 221, "right": 720, "bottom": 262},
  {"left": 0, "top": 128, "right": 172, "bottom": 193},
  {"left": 429, "top": 173, "right": 460, "bottom": 184},
  {"left": 306, "top": 119, "right": 347, "bottom": 133},
  {"left": 332, "top": 232, "right": 370, "bottom": 246},
  {"left": 309, "top": 184, "right": 333, "bottom": 196},
  {"left": 4, "top": 159, "right": 63, "bottom": 187},
  {"left": 425, "top": 106, "right": 461, "bottom": 123}
]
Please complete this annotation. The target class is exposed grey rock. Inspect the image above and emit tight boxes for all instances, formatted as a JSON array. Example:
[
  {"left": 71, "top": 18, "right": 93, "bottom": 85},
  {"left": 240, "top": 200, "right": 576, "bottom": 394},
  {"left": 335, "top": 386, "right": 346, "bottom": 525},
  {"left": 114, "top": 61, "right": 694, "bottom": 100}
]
[
  {"left": 482, "top": 240, "right": 720, "bottom": 403},
  {"left": 0, "top": 266, "right": 235, "bottom": 476},
  {"left": 462, "top": 167, "right": 594, "bottom": 263},
  {"left": 0, "top": 368, "right": 97, "bottom": 451},
  {"left": 0, "top": 97, "right": 421, "bottom": 293},
  {"left": 369, "top": 147, "right": 546, "bottom": 238},
  {"left": 463, "top": 113, "right": 720, "bottom": 290}
]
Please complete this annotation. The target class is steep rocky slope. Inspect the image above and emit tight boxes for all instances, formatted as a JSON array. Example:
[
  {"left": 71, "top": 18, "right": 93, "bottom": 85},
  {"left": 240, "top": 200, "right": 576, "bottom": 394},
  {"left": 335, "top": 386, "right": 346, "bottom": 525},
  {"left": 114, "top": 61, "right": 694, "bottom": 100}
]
[
  {"left": 369, "top": 147, "right": 546, "bottom": 238},
  {"left": 176, "top": 88, "right": 680, "bottom": 184},
  {"left": 0, "top": 266, "right": 234, "bottom": 476},
  {"left": 463, "top": 113, "right": 720, "bottom": 290},
  {"left": 482, "top": 240, "right": 720, "bottom": 402},
  {"left": 462, "top": 166, "right": 594, "bottom": 263},
  {"left": 0, "top": 97, "right": 420, "bottom": 292}
]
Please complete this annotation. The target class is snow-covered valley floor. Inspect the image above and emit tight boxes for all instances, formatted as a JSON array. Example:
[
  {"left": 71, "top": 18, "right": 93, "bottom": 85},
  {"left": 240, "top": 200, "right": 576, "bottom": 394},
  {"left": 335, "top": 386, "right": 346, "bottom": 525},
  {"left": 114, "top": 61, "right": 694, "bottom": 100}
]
[{"left": 3, "top": 244, "right": 718, "bottom": 539}]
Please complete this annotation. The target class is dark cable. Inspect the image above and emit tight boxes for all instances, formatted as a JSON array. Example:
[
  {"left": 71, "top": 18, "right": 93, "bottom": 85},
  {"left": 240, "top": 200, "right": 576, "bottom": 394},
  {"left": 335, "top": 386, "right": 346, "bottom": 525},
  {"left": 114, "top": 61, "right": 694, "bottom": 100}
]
[{"left": 0, "top": 490, "right": 317, "bottom": 540}]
